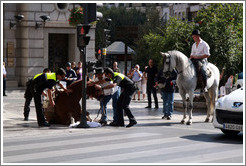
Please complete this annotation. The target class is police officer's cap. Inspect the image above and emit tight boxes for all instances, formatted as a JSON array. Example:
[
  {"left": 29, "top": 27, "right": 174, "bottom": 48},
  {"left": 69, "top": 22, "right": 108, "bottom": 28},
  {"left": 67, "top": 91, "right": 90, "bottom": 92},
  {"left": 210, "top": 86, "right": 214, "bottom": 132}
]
[
  {"left": 95, "top": 67, "right": 104, "bottom": 74},
  {"left": 66, "top": 62, "right": 71, "bottom": 67},
  {"left": 192, "top": 29, "right": 200, "bottom": 36}
]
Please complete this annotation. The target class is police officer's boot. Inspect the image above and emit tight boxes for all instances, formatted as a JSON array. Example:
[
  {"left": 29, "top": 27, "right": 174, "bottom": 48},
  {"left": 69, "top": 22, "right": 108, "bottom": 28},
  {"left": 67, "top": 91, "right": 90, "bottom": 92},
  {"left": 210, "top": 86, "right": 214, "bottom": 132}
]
[{"left": 126, "top": 118, "right": 137, "bottom": 128}]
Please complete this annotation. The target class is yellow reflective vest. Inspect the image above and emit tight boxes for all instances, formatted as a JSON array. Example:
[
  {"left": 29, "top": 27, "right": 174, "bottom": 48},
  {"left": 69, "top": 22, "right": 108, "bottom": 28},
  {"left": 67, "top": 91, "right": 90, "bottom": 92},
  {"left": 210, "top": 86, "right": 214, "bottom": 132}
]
[
  {"left": 33, "top": 73, "right": 43, "bottom": 80},
  {"left": 111, "top": 72, "right": 125, "bottom": 81},
  {"left": 45, "top": 73, "right": 57, "bottom": 81},
  {"left": 33, "top": 73, "right": 56, "bottom": 81}
]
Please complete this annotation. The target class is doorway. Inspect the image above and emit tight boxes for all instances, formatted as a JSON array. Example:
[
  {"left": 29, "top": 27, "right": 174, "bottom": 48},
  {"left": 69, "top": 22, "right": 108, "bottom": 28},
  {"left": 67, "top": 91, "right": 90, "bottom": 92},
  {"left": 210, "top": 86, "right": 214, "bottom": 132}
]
[{"left": 48, "top": 34, "right": 68, "bottom": 72}]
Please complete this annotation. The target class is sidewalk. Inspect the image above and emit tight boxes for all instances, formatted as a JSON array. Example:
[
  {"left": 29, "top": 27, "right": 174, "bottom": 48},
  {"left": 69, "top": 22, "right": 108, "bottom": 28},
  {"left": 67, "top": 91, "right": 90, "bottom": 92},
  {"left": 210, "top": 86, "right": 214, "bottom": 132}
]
[{"left": 2, "top": 89, "right": 208, "bottom": 137}]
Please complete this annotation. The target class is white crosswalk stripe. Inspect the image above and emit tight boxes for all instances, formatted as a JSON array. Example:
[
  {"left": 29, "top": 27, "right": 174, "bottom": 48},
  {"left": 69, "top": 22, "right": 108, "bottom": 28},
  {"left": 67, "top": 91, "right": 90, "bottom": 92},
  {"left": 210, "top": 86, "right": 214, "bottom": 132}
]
[
  {"left": 3, "top": 129, "right": 243, "bottom": 163},
  {"left": 3, "top": 90, "right": 243, "bottom": 164}
]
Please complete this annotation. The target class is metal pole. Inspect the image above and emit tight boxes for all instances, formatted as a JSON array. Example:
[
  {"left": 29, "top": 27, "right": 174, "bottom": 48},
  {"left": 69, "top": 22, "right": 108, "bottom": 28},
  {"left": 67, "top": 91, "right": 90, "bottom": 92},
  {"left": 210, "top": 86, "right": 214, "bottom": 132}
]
[
  {"left": 77, "top": 47, "right": 89, "bottom": 128},
  {"left": 124, "top": 43, "right": 128, "bottom": 75},
  {"left": 77, "top": 4, "right": 89, "bottom": 128}
]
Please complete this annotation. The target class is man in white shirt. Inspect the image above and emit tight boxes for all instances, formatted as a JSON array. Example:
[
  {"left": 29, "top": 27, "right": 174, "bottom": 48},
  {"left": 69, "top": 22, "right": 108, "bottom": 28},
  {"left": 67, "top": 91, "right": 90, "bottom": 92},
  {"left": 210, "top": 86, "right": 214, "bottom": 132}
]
[
  {"left": 130, "top": 64, "right": 142, "bottom": 100},
  {"left": 190, "top": 30, "right": 210, "bottom": 91}
]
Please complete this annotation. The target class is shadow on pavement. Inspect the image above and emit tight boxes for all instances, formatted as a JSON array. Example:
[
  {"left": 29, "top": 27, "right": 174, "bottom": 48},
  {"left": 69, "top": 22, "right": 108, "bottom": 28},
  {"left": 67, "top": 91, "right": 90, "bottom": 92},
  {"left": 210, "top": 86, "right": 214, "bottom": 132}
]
[{"left": 180, "top": 133, "right": 243, "bottom": 144}]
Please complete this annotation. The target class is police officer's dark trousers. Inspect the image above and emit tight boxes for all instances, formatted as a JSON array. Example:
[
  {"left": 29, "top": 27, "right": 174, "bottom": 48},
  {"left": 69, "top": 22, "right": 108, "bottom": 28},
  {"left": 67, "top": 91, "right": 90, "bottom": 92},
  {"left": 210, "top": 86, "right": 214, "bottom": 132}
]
[
  {"left": 117, "top": 87, "right": 136, "bottom": 125},
  {"left": 24, "top": 81, "right": 33, "bottom": 119},
  {"left": 33, "top": 91, "right": 46, "bottom": 125},
  {"left": 24, "top": 81, "right": 46, "bottom": 125}
]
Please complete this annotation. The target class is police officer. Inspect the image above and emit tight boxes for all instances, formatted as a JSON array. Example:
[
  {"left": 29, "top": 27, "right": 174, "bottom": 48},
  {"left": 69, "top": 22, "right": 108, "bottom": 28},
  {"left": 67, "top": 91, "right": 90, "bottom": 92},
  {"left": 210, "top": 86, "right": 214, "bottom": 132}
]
[
  {"left": 103, "top": 68, "right": 137, "bottom": 128},
  {"left": 23, "top": 68, "right": 67, "bottom": 127},
  {"left": 23, "top": 68, "right": 50, "bottom": 121}
]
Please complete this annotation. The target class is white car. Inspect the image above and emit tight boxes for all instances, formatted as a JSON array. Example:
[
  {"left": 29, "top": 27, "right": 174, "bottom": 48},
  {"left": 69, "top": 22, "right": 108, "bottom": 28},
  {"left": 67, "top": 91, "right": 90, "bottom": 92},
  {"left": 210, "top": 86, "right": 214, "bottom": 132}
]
[{"left": 213, "top": 87, "right": 244, "bottom": 136}]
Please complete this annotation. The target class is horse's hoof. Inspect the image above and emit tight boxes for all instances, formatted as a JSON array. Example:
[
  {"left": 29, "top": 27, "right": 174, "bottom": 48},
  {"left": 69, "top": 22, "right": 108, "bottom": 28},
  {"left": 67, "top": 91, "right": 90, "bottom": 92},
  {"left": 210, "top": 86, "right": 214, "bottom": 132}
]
[
  {"left": 186, "top": 121, "right": 192, "bottom": 125},
  {"left": 181, "top": 120, "right": 185, "bottom": 124},
  {"left": 204, "top": 118, "right": 209, "bottom": 122}
]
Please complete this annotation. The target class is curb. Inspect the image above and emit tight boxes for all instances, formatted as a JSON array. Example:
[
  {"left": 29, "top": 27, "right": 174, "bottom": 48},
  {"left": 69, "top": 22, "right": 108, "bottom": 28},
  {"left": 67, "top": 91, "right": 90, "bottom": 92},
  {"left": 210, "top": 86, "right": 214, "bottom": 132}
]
[{"left": 174, "top": 100, "right": 207, "bottom": 112}]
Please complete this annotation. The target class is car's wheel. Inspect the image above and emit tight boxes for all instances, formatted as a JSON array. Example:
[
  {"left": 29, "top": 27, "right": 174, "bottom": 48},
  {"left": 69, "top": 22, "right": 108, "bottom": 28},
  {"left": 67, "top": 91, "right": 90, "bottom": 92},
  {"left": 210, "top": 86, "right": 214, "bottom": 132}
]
[{"left": 221, "top": 129, "right": 240, "bottom": 136}]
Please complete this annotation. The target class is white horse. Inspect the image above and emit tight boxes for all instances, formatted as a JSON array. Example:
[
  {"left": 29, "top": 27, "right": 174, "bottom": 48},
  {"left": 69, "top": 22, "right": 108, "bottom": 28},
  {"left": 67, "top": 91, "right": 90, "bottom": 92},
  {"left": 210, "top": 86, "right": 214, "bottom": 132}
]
[{"left": 160, "top": 50, "right": 220, "bottom": 125}]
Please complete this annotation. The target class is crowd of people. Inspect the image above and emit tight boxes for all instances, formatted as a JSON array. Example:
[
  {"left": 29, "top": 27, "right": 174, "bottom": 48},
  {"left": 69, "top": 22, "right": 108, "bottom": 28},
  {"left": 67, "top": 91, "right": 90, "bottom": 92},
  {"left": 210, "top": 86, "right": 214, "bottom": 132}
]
[{"left": 2, "top": 29, "right": 240, "bottom": 128}]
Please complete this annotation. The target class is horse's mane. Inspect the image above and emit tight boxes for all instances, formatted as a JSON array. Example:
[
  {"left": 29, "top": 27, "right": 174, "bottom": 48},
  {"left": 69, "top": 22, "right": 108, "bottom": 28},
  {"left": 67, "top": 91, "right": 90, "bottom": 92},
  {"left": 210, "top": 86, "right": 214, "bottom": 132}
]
[
  {"left": 168, "top": 50, "right": 189, "bottom": 62},
  {"left": 169, "top": 50, "right": 191, "bottom": 69}
]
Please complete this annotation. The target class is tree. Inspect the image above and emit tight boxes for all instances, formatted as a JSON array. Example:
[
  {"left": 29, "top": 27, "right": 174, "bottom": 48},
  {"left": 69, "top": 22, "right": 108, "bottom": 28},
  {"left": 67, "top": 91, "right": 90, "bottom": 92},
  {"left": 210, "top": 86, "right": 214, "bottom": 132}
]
[
  {"left": 96, "top": 6, "right": 146, "bottom": 50},
  {"left": 133, "top": 4, "right": 164, "bottom": 68},
  {"left": 195, "top": 3, "right": 243, "bottom": 76},
  {"left": 139, "top": 3, "right": 243, "bottom": 74},
  {"left": 142, "top": 17, "right": 194, "bottom": 68}
]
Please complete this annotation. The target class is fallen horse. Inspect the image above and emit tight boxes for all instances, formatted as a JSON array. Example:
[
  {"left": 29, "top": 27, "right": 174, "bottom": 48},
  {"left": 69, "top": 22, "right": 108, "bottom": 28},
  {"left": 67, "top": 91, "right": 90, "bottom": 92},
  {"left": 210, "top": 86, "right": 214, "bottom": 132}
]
[{"left": 45, "top": 80, "right": 103, "bottom": 125}]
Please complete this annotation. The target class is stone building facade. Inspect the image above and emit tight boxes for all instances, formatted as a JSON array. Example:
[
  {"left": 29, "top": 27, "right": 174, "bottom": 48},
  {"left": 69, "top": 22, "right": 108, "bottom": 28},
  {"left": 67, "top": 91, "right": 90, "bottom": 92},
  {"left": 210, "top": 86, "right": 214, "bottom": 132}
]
[{"left": 3, "top": 3, "right": 96, "bottom": 87}]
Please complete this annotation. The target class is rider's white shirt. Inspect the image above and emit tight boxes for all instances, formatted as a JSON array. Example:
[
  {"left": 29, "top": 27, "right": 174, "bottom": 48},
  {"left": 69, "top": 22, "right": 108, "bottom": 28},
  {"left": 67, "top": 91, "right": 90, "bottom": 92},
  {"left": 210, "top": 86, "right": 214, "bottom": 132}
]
[{"left": 191, "top": 39, "right": 210, "bottom": 57}]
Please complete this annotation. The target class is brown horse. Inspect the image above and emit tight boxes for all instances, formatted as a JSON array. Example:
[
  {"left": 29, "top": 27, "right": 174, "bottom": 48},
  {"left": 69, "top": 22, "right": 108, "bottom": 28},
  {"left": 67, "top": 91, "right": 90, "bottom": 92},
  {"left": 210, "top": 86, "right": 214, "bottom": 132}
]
[{"left": 45, "top": 80, "right": 103, "bottom": 125}]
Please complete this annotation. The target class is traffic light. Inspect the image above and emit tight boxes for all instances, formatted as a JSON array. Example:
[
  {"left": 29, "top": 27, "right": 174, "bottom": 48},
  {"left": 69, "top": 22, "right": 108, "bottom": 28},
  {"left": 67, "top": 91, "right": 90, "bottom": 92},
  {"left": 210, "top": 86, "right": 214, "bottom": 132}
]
[
  {"left": 104, "top": 29, "right": 111, "bottom": 46},
  {"left": 87, "top": 4, "right": 97, "bottom": 23},
  {"left": 96, "top": 49, "right": 102, "bottom": 60},
  {"left": 80, "top": 3, "right": 97, "bottom": 24},
  {"left": 77, "top": 24, "right": 91, "bottom": 48},
  {"left": 77, "top": 24, "right": 90, "bottom": 36}
]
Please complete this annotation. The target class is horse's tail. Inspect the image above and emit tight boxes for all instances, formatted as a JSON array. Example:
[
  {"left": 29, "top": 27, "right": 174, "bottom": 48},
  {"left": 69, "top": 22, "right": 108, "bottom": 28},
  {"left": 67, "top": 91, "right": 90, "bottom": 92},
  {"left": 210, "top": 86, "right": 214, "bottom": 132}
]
[{"left": 207, "top": 63, "right": 220, "bottom": 88}]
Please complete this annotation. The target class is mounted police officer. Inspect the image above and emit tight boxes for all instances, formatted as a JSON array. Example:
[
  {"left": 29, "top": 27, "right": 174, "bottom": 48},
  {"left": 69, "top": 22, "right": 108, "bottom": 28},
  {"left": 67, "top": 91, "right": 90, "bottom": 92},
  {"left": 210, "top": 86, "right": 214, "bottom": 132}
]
[
  {"left": 23, "top": 68, "right": 67, "bottom": 127},
  {"left": 190, "top": 29, "right": 210, "bottom": 92}
]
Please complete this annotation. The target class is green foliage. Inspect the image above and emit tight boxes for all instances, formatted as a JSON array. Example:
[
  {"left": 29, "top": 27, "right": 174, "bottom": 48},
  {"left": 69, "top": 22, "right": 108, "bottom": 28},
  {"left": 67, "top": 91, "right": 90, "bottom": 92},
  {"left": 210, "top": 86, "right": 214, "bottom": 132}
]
[
  {"left": 133, "top": 5, "right": 163, "bottom": 68},
  {"left": 68, "top": 7, "right": 83, "bottom": 26},
  {"left": 194, "top": 3, "right": 243, "bottom": 76},
  {"left": 96, "top": 3, "right": 243, "bottom": 75},
  {"left": 96, "top": 6, "right": 146, "bottom": 49},
  {"left": 142, "top": 17, "right": 194, "bottom": 68},
  {"left": 138, "top": 3, "right": 243, "bottom": 74}
]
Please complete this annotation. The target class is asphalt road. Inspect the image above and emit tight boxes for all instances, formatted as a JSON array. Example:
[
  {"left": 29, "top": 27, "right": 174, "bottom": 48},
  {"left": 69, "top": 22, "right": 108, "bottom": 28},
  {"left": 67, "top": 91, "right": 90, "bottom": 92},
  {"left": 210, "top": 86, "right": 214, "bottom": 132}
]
[{"left": 2, "top": 90, "right": 244, "bottom": 164}]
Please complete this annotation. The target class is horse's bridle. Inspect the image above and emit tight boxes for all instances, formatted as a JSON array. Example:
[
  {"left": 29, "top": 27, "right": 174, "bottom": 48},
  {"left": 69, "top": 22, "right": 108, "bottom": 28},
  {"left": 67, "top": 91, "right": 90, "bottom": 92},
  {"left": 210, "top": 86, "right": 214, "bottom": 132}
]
[
  {"left": 163, "top": 53, "right": 181, "bottom": 77},
  {"left": 163, "top": 53, "right": 171, "bottom": 77},
  {"left": 163, "top": 53, "right": 189, "bottom": 76}
]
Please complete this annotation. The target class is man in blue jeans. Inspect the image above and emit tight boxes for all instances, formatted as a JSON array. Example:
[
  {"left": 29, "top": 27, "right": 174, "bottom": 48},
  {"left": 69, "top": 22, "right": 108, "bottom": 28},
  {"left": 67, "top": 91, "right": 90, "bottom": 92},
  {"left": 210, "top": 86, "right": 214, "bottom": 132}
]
[
  {"left": 94, "top": 68, "right": 114, "bottom": 125},
  {"left": 156, "top": 69, "right": 177, "bottom": 120}
]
